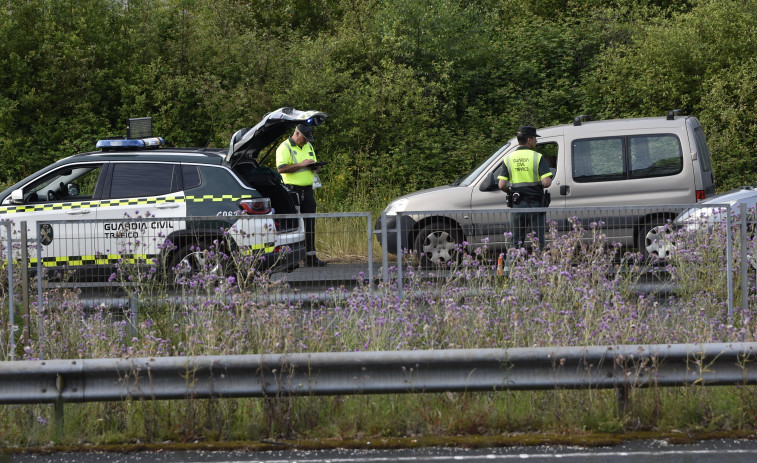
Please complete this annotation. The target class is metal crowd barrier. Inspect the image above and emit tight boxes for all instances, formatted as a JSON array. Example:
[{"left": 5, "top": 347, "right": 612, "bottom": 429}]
[{"left": 1, "top": 204, "right": 756, "bottom": 360}]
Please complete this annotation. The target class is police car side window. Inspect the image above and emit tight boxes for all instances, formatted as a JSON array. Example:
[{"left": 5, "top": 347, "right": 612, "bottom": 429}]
[
  {"left": 26, "top": 165, "right": 103, "bottom": 203},
  {"left": 109, "top": 163, "right": 177, "bottom": 199},
  {"left": 182, "top": 165, "right": 201, "bottom": 190}
]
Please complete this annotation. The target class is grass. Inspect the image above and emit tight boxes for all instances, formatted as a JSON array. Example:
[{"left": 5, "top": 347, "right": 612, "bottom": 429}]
[{"left": 1, "top": 215, "right": 757, "bottom": 448}]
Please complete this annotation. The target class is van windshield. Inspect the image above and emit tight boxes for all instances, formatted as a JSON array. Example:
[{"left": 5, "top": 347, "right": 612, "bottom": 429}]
[{"left": 455, "top": 142, "right": 510, "bottom": 187}]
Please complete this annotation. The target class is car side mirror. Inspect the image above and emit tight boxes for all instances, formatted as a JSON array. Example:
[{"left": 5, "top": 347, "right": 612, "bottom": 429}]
[
  {"left": 478, "top": 172, "right": 500, "bottom": 192},
  {"left": 10, "top": 188, "right": 24, "bottom": 204}
]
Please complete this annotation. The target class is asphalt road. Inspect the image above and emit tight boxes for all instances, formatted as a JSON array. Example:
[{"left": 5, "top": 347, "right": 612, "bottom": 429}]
[{"left": 5, "top": 439, "right": 757, "bottom": 462}]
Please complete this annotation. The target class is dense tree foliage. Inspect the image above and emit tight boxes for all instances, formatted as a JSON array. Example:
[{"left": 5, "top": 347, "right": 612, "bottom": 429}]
[{"left": 0, "top": 0, "right": 754, "bottom": 211}]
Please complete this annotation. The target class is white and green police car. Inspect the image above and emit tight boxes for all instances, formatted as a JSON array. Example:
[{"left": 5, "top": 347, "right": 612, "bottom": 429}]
[{"left": 0, "top": 107, "right": 327, "bottom": 278}]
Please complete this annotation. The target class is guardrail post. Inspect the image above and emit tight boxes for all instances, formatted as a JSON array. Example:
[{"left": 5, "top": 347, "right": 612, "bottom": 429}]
[
  {"left": 54, "top": 373, "right": 64, "bottom": 443},
  {"left": 615, "top": 384, "right": 629, "bottom": 416}
]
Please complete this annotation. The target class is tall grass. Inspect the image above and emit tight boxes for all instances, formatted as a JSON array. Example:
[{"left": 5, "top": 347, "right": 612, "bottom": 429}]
[{"left": 1, "top": 217, "right": 756, "bottom": 446}]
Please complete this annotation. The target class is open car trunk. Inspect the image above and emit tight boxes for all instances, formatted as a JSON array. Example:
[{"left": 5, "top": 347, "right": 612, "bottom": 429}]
[{"left": 233, "top": 161, "right": 300, "bottom": 232}]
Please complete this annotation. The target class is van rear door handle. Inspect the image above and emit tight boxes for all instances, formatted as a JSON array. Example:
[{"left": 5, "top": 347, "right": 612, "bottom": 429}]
[
  {"left": 156, "top": 203, "right": 180, "bottom": 209},
  {"left": 66, "top": 209, "right": 91, "bottom": 215},
  {"left": 560, "top": 185, "right": 570, "bottom": 196}
]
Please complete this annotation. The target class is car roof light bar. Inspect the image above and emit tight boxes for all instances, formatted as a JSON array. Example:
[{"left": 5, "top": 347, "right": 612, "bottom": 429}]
[{"left": 96, "top": 137, "right": 165, "bottom": 151}]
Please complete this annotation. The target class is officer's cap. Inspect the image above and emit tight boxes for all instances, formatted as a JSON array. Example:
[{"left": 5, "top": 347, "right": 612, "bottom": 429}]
[
  {"left": 517, "top": 126, "right": 540, "bottom": 138},
  {"left": 296, "top": 124, "right": 314, "bottom": 142}
]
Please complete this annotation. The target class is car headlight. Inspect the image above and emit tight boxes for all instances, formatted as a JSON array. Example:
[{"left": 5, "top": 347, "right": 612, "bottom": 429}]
[{"left": 384, "top": 198, "right": 409, "bottom": 216}]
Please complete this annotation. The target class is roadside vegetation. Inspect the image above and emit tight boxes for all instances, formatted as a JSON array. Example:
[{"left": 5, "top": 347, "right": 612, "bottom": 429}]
[
  {"left": 2, "top": 0, "right": 757, "bottom": 214},
  {"left": 1, "top": 216, "right": 756, "bottom": 446},
  {"left": 2, "top": 0, "right": 757, "bottom": 450}
]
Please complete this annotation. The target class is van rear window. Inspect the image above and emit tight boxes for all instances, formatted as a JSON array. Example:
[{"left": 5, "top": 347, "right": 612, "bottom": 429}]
[{"left": 572, "top": 134, "right": 682, "bottom": 183}]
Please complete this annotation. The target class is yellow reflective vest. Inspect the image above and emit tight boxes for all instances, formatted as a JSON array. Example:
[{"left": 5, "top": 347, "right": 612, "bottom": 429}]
[
  {"left": 276, "top": 138, "right": 317, "bottom": 186},
  {"left": 497, "top": 148, "right": 552, "bottom": 195}
]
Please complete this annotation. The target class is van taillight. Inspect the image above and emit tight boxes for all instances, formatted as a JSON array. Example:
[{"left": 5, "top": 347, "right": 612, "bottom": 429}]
[
  {"left": 696, "top": 190, "right": 707, "bottom": 201},
  {"left": 239, "top": 198, "right": 272, "bottom": 214}
]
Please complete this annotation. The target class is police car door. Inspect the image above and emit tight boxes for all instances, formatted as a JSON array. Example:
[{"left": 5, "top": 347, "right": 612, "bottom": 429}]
[
  {"left": 94, "top": 162, "right": 187, "bottom": 267},
  {"left": 0, "top": 163, "right": 105, "bottom": 270}
]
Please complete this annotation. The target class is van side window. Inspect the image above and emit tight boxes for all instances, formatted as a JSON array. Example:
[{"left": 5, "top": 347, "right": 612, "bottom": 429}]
[
  {"left": 536, "top": 142, "right": 559, "bottom": 176},
  {"left": 629, "top": 134, "right": 683, "bottom": 179},
  {"left": 572, "top": 134, "right": 683, "bottom": 183},
  {"left": 572, "top": 138, "right": 624, "bottom": 182}
]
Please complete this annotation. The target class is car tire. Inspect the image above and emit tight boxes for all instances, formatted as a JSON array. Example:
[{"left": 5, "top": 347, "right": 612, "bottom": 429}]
[
  {"left": 637, "top": 215, "right": 674, "bottom": 261},
  {"left": 414, "top": 222, "right": 464, "bottom": 268},
  {"left": 168, "top": 238, "right": 230, "bottom": 283}
]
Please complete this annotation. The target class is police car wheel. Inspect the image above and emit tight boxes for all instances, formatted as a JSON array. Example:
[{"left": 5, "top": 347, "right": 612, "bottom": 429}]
[
  {"left": 414, "top": 222, "right": 464, "bottom": 268},
  {"left": 168, "top": 239, "right": 230, "bottom": 283}
]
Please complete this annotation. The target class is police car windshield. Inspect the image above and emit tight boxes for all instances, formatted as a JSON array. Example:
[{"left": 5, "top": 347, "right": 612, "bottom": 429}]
[{"left": 455, "top": 142, "right": 510, "bottom": 187}]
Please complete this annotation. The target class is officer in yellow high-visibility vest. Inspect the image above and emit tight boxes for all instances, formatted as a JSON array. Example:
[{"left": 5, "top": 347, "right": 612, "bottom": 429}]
[
  {"left": 497, "top": 126, "right": 553, "bottom": 251},
  {"left": 276, "top": 123, "right": 327, "bottom": 267}
]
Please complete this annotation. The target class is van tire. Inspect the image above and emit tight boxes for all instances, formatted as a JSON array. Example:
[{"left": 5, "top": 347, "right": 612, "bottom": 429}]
[
  {"left": 637, "top": 215, "right": 674, "bottom": 261},
  {"left": 414, "top": 222, "right": 464, "bottom": 268}
]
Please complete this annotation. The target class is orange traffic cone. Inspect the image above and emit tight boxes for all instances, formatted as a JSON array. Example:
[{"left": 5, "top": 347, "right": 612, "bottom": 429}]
[{"left": 496, "top": 255, "right": 504, "bottom": 276}]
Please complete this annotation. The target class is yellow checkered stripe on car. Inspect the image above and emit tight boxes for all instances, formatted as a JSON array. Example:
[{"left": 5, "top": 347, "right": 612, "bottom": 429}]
[
  {"left": 24, "top": 242, "right": 276, "bottom": 268},
  {"left": 0, "top": 194, "right": 255, "bottom": 214},
  {"left": 185, "top": 194, "right": 253, "bottom": 202},
  {"left": 28, "top": 254, "right": 154, "bottom": 267}
]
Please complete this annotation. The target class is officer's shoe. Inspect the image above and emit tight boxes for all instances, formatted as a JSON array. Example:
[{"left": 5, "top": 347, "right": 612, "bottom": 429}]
[{"left": 306, "top": 256, "right": 327, "bottom": 267}]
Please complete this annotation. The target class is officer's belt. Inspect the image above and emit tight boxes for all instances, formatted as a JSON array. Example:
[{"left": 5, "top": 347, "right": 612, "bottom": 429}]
[{"left": 286, "top": 184, "right": 313, "bottom": 192}]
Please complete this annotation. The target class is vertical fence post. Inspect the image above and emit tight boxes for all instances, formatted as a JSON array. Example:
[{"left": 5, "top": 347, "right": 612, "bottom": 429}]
[
  {"left": 5, "top": 223, "right": 14, "bottom": 361},
  {"left": 741, "top": 202, "right": 748, "bottom": 313},
  {"left": 727, "top": 205, "right": 734, "bottom": 321},
  {"left": 20, "top": 223, "right": 29, "bottom": 348},
  {"left": 36, "top": 231, "right": 44, "bottom": 360},
  {"left": 381, "top": 212, "right": 388, "bottom": 285},
  {"left": 396, "top": 212, "right": 404, "bottom": 300},
  {"left": 367, "top": 213, "right": 374, "bottom": 294},
  {"left": 130, "top": 296, "right": 138, "bottom": 339}
]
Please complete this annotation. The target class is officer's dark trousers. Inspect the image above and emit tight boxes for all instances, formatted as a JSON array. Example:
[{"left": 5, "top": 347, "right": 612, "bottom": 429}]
[
  {"left": 510, "top": 199, "right": 546, "bottom": 251},
  {"left": 299, "top": 186, "right": 318, "bottom": 255}
]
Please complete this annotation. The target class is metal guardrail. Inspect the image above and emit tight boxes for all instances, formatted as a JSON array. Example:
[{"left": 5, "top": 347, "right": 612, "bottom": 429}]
[{"left": 1, "top": 343, "right": 755, "bottom": 404}]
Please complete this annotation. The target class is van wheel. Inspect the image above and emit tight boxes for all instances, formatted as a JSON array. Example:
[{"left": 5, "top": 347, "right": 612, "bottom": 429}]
[
  {"left": 637, "top": 216, "right": 674, "bottom": 261},
  {"left": 169, "top": 239, "right": 230, "bottom": 283},
  {"left": 414, "top": 222, "right": 464, "bottom": 268}
]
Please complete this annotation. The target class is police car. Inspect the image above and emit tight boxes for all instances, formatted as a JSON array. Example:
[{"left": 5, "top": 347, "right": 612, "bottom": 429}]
[{"left": 0, "top": 107, "right": 327, "bottom": 278}]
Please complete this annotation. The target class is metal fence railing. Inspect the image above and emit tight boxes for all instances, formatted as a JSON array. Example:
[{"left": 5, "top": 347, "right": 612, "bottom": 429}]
[{"left": 2, "top": 204, "right": 756, "bottom": 360}]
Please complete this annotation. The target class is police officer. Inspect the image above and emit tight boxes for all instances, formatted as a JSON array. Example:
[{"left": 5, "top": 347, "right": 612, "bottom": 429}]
[
  {"left": 498, "top": 126, "right": 553, "bottom": 250},
  {"left": 276, "top": 123, "right": 327, "bottom": 267}
]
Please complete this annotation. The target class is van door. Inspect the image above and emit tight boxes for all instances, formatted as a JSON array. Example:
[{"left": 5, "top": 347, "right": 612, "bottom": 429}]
[
  {"left": 469, "top": 138, "right": 564, "bottom": 248},
  {"left": 689, "top": 118, "right": 716, "bottom": 199},
  {"left": 562, "top": 133, "right": 689, "bottom": 208}
]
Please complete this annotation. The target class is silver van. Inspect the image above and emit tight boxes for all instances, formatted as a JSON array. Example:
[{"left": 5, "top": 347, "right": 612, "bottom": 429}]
[{"left": 378, "top": 112, "right": 716, "bottom": 266}]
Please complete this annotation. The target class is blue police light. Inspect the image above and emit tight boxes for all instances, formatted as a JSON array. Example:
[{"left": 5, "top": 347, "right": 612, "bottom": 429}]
[{"left": 96, "top": 137, "right": 165, "bottom": 151}]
